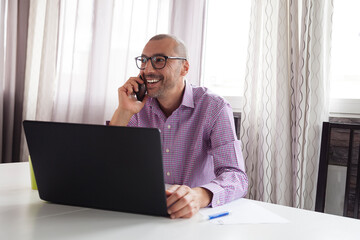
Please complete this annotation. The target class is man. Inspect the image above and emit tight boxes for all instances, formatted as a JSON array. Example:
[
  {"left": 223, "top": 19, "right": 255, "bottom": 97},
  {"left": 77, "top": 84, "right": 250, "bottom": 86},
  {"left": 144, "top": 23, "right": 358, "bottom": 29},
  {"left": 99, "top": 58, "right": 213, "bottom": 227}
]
[{"left": 110, "top": 34, "right": 247, "bottom": 219}]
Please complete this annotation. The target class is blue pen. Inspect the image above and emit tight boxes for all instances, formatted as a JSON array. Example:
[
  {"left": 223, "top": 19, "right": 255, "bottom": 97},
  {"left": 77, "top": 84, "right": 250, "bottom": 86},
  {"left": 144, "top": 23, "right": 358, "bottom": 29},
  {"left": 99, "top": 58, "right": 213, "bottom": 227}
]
[{"left": 208, "top": 211, "right": 230, "bottom": 220}]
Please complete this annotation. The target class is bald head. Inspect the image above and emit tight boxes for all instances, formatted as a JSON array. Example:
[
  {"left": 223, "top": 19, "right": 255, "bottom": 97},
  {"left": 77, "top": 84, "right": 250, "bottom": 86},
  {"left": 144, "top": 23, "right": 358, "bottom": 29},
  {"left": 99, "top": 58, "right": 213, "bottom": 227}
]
[{"left": 148, "top": 34, "right": 188, "bottom": 59}]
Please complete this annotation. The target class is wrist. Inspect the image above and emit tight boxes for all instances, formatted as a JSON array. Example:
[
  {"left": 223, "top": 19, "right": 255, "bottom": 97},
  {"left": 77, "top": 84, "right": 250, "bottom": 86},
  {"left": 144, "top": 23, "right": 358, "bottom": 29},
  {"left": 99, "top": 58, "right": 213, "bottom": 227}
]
[{"left": 194, "top": 187, "right": 213, "bottom": 208}]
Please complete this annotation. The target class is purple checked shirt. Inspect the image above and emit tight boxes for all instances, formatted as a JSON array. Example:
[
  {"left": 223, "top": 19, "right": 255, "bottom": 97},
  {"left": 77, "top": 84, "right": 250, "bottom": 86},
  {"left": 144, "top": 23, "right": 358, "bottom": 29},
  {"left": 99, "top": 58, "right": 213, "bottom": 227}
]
[{"left": 128, "top": 81, "right": 248, "bottom": 207}]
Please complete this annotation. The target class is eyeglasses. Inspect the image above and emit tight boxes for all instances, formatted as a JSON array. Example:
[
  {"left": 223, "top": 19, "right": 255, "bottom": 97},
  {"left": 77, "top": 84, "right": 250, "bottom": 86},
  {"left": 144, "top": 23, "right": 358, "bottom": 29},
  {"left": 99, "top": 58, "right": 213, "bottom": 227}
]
[{"left": 135, "top": 55, "right": 187, "bottom": 70}]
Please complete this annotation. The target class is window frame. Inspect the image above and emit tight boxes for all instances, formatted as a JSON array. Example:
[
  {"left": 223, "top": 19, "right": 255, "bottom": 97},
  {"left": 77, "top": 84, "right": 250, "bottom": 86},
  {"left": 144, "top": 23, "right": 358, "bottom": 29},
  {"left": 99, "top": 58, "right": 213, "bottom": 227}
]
[
  {"left": 329, "top": 99, "right": 360, "bottom": 118},
  {"left": 225, "top": 97, "right": 360, "bottom": 118}
]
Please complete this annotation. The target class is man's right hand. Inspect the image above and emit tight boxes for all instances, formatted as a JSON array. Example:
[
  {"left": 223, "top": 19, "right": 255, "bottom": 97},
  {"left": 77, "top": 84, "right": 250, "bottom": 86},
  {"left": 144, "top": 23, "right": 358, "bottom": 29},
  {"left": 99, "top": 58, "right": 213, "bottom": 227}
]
[{"left": 109, "top": 76, "right": 148, "bottom": 126}]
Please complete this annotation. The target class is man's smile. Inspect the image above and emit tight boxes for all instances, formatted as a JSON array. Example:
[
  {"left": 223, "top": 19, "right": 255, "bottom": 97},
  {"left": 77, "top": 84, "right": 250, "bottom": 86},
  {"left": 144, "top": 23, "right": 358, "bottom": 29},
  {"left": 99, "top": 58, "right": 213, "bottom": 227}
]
[
  {"left": 146, "top": 79, "right": 160, "bottom": 84},
  {"left": 144, "top": 74, "right": 163, "bottom": 87}
]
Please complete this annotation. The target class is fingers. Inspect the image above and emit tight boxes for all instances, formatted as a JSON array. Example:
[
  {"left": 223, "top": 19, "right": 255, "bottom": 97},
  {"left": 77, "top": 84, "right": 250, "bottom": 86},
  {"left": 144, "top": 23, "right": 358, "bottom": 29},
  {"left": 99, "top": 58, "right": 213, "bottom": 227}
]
[
  {"left": 166, "top": 185, "right": 200, "bottom": 219},
  {"left": 166, "top": 185, "right": 180, "bottom": 197},
  {"left": 117, "top": 75, "right": 146, "bottom": 105},
  {"left": 169, "top": 194, "right": 198, "bottom": 219},
  {"left": 166, "top": 185, "right": 186, "bottom": 207},
  {"left": 124, "top": 78, "right": 140, "bottom": 95},
  {"left": 122, "top": 76, "right": 145, "bottom": 95},
  {"left": 113, "top": 76, "right": 147, "bottom": 119},
  {"left": 110, "top": 75, "right": 147, "bottom": 126}
]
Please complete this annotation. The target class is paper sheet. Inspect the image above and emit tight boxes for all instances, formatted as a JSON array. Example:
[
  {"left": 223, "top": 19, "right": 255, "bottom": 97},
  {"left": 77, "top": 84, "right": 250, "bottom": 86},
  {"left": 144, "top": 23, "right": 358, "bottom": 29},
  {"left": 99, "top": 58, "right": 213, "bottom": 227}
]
[{"left": 199, "top": 199, "right": 289, "bottom": 225}]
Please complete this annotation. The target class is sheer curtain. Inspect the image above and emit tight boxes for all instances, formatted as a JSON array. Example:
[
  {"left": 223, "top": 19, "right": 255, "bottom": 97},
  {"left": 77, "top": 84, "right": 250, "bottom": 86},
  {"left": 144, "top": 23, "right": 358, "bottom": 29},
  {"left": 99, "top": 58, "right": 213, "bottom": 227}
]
[
  {"left": 21, "top": 0, "right": 208, "bottom": 161},
  {"left": 241, "top": 0, "right": 333, "bottom": 210},
  {"left": 169, "top": 0, "right": 207, "bottom": 86},
  {"left": 23, "top": 0, "right": 171, "bottom": 122},
  {"left": 21, "top": 0, "right": 172, "bottom": 161},
  {"left": 0, "top": 0, "right": 29, "bottom": 163}
]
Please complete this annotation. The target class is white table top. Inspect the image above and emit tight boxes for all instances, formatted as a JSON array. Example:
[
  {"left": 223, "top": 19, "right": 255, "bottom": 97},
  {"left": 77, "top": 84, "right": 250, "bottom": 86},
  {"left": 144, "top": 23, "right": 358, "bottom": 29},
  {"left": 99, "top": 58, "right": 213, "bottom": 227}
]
[{"left": 1, "top": 162, "right": 360, "bottom": 240}]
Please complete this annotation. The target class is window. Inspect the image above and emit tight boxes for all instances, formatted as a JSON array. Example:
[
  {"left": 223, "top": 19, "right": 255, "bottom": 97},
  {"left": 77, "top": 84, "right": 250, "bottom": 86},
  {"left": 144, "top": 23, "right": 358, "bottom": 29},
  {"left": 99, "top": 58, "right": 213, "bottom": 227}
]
[
  {"left": 53, "top": 1, "right": 359, "bottom": 116},
  {"left": 203, "top": 1, "right": 360, "bottom": 115},
  {"left": 54, "top": 0, "right": 170, "bottom": 118},
  {"left": 330, "top": 0, "right": 360, "bottom": 100},
  {"left": 329, "top": 0, "right": 360, "bottom": 116},
  {"left": 202, "top": 0, "right": 251, "bottom": 112}
]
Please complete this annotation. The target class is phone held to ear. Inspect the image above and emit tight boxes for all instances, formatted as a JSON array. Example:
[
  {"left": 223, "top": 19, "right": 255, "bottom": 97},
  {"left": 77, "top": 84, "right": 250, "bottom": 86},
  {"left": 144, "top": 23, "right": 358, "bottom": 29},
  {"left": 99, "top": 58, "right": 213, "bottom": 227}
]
[{"left": 135, "top": 75, "right": 147, "bottom": 102}]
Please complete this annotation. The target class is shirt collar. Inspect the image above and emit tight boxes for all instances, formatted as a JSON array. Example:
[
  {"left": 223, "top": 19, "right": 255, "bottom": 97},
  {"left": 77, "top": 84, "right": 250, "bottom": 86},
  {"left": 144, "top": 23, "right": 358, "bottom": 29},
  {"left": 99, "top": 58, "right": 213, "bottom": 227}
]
[{"left": 180, "top": 80, "right": 195, "bottom": 108}]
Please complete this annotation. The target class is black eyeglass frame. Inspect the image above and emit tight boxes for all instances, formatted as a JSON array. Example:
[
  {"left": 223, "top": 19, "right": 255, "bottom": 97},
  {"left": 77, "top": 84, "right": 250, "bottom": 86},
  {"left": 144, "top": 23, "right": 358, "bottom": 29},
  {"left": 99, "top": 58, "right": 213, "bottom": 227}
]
[{"left": 135, "top": 55, "right": 187, "bottom": 70}]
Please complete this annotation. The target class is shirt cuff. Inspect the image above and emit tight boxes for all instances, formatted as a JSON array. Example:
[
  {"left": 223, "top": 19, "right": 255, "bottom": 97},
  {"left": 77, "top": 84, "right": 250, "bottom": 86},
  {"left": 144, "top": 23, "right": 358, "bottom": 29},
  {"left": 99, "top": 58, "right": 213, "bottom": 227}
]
[{"left": 201, "top": 182, "right": 225, "bottom": 208}]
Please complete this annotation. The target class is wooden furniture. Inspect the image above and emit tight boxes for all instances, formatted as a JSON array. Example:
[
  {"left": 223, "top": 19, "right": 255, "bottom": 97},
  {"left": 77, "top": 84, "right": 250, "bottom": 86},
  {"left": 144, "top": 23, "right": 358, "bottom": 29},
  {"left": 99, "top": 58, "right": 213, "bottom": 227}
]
[{"left": 315, "top": 122, "right": 360, "bottom": 218}]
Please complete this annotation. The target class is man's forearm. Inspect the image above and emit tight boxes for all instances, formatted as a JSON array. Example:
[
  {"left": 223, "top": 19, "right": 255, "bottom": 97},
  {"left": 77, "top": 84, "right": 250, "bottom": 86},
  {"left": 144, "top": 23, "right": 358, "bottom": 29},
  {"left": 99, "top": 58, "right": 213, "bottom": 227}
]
[{"left": 109, "top": 108, "right": 133, "bottom": 126}]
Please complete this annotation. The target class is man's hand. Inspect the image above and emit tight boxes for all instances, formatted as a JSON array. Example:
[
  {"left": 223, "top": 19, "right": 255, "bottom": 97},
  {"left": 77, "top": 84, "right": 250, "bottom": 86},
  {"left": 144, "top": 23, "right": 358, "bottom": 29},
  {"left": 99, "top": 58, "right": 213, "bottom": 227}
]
[
  {"left": 109, "top": 76, "right": 148, "bottom": 126},
  {"left": 166, "top": 185, "right": 213, "bottom": 219}
]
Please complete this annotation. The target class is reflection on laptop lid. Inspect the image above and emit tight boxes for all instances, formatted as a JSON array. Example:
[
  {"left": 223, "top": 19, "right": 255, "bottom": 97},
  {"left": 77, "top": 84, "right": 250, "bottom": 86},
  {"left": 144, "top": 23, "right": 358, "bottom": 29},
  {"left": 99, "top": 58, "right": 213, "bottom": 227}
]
[{"left": 23, "top": 120, "right": 168, "bottom": 217}]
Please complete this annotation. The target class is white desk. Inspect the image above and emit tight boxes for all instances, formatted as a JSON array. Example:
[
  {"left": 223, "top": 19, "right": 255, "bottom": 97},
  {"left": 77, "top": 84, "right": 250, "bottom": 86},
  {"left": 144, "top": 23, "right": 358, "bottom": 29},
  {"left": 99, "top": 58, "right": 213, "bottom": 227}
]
[{"left": 1, "top": 162, "right": 360, "bottom": 240}]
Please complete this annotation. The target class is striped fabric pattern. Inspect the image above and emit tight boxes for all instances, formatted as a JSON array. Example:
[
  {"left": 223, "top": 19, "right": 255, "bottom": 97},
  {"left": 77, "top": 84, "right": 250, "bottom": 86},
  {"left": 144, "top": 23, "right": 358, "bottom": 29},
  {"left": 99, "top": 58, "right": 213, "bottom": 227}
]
[
  {"left": 240, "top": 0, "right": 333, "bottom": 210},
  {"left": 128, "top": 81, "right": 248, "bottom": 207}
]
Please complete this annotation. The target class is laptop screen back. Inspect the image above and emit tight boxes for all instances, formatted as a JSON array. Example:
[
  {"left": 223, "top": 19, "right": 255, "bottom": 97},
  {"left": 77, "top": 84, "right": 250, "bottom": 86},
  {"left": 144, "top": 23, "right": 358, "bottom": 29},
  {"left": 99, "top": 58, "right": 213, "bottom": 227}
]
[{"left": 23, "top": 120, "right": 168, "bottom": 217}]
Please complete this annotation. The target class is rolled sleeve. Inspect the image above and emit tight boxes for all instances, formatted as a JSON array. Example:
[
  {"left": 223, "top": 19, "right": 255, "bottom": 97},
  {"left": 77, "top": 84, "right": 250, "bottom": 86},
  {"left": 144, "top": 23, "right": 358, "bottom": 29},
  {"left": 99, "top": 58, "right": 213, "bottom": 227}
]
[{"left": 202, "top": 140, "right": 248, "bottom": 207}]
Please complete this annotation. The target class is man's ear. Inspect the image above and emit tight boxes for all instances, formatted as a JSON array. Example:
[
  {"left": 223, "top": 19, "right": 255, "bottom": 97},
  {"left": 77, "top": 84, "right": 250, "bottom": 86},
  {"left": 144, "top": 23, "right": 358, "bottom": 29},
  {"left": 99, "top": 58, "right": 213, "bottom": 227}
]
[{"left": 180, "top": 60, "right": 189, "bottom": 76}]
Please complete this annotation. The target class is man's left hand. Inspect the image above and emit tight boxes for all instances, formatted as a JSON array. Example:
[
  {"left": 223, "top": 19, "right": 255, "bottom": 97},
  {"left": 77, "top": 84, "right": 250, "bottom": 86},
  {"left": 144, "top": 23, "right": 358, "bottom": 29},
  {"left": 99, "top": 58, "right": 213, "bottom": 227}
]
[{"left": 166, "top": 185, "right": 212, "bottom": 219}]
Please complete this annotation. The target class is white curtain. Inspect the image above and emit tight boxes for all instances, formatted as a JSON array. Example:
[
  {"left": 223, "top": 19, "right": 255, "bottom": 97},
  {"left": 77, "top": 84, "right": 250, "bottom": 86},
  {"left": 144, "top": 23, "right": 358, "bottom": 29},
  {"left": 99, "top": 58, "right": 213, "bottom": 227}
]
[
  {"left": 241, "top": 0, "right": 333, "bottom": 210},
  {"left": 23, "top": 0, "right": 171, "bottom": 123},
  {"left": 169, "top": 0, "right": 207, "bottom": 86},
  {"left": 21, "top": 0, "right": 172, "bottom": 161},
  {"left": 21, "top": 0, "right": 207, "bottom": 161}
]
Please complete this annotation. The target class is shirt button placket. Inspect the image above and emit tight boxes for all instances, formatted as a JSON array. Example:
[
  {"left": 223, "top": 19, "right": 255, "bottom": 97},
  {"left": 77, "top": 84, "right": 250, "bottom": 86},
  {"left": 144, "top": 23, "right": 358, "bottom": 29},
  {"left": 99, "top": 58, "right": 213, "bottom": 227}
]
[
  {"left": 164, "top": 121, "right": 172, "bottom": 182},
  {"left": 165, "top": 148, "right": 171, "bottom": 181}
]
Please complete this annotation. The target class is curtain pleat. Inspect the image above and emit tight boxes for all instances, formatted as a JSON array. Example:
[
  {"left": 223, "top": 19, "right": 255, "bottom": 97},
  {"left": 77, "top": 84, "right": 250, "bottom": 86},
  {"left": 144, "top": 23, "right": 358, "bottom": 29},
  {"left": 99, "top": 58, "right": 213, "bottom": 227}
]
[
  {"left": 0, "top": 0, "right": 29, "bottom": 163},
  {"left": 169, "top": 0, "right": 207, "bottom": 86}
]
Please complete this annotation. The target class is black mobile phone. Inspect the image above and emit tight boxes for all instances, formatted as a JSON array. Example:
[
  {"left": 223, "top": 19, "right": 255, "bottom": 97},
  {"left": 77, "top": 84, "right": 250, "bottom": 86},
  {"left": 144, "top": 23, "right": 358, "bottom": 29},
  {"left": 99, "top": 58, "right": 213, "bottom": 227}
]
[{"left": 135, "top": 75, "right": 147, "bottom": 102}]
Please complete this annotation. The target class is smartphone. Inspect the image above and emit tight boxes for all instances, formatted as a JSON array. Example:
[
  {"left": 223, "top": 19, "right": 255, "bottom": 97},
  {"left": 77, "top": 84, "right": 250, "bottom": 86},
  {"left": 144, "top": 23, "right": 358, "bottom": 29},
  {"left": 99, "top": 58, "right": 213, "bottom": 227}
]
[{"left": 135, "top": 75, "right": 147, "bottom": 101}]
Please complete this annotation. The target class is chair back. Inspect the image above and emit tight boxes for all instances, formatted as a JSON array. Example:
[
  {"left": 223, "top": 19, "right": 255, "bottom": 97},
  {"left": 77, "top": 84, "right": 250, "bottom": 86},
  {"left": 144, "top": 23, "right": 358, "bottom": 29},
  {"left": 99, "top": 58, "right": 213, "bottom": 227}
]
[{"left": 315, "top": 122, "right": 360, "bottom": 218}]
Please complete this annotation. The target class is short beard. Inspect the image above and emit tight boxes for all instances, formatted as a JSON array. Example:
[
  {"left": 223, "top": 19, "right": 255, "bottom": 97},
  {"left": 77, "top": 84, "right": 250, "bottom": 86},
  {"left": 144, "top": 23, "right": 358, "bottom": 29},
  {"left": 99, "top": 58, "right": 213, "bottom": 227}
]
[
  {"left": 146, "top": 76, "right": 177, "bottom": 99},
  {"left": 147, "top": 86, "right": 164, "bottom": 98}
]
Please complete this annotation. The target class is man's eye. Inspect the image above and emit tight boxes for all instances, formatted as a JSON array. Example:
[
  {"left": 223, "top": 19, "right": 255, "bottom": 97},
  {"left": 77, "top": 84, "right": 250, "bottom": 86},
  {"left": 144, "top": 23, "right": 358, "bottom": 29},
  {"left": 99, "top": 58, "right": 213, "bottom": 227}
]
[{"left": 153, "top": 57, "right": 165, "bottom": 62}]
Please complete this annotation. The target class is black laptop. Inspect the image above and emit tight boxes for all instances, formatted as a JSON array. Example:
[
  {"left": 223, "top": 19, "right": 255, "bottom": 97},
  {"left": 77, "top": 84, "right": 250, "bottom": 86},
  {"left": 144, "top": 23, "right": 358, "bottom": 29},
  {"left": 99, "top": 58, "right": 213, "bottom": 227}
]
[{"left": 23, "top": 120, "right": 169, "bottom": 217}]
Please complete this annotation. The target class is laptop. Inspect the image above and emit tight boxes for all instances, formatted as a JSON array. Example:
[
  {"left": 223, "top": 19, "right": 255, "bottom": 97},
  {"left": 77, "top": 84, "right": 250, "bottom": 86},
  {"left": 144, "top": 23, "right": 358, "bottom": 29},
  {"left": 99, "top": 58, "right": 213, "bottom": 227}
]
[{"left": 23, "top": 120, "right": 169, "bottom": 217}]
